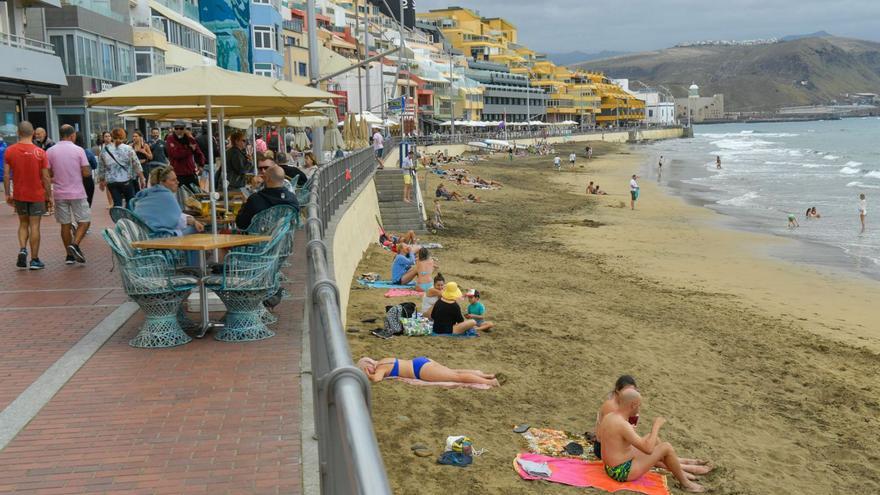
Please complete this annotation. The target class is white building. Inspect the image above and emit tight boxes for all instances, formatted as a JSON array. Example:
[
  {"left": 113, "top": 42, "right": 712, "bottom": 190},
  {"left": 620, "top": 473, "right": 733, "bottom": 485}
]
[{"left": 612, "top": 78, "right": 676, "bottom": 125}]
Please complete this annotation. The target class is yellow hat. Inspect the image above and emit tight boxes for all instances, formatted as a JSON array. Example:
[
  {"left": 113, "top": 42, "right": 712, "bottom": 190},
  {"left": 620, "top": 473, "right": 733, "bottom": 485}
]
[{"left": 441, "top": 282, "right": 462, "bottom": 300}]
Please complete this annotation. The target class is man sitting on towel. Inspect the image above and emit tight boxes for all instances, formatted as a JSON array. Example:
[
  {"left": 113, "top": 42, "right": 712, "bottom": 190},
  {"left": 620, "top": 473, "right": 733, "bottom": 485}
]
[{"left": 596, "top": 389, "right": 706, "bottom": 492}]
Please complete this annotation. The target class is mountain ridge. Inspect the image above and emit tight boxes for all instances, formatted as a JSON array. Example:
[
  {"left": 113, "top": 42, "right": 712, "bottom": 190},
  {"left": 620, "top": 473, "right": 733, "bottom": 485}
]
[{"left": 574, "top": 36, "right": 880, "bottom": 112}]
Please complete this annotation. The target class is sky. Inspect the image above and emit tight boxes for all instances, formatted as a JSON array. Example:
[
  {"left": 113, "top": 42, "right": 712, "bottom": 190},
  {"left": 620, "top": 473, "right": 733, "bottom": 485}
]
[{"left": 415, "top": 0, "right": 880, "bottom": 53}]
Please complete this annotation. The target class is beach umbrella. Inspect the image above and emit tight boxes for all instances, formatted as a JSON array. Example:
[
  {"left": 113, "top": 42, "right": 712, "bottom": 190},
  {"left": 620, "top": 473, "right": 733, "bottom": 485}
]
[{"left": 343, "top": 113, "right": 357, "bottom": 150}]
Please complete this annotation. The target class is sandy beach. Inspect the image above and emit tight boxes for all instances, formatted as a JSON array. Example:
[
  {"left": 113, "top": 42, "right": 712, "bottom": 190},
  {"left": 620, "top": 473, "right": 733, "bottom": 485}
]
[{"left": 345, "top": 142, "right": 880, "bottom": 494}]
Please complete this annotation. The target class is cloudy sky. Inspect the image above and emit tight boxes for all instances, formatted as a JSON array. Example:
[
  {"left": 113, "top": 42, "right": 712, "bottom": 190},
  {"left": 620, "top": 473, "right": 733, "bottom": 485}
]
[{"left": 416, "top": 0, "right": 880, "bottom": 53}]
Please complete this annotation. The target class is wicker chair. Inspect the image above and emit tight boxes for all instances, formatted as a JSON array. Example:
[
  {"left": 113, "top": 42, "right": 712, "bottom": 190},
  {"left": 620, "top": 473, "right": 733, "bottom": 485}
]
[
  {"left": 103, "top": 229, "right": 197, "bottom": 348},
  {"left": 204, "top": 252, "right": 280, "bottom": 342}
]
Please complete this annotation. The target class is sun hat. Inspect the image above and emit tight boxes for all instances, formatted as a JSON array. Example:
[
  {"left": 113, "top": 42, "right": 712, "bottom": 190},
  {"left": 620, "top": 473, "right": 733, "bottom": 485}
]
[
  {"left": 466, "top": 289, "right": 480, "bottom": 298},
  {"left": 441, "top": 282, "right": 462, "bottom": 300}
]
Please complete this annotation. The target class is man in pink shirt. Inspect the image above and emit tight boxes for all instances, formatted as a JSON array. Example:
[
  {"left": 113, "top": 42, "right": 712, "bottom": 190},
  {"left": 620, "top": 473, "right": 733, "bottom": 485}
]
[{"left": 47, "top": 124, "right": 91, "bottom": 264}]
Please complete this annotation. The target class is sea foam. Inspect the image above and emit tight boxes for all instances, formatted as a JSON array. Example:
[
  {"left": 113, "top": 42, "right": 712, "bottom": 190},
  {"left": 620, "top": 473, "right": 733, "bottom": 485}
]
[
  {"left": 717, "top": 191, "right": 759, "bottom": 207},
  {"left": 840, "top": 166, "right": 861, "bottom": 175}
]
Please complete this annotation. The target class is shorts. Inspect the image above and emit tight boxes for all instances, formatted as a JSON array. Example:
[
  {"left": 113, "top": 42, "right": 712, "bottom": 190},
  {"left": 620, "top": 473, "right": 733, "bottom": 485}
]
[
  {"left": 630, "top": 190, "right": 639, "bottom": 201},
  {"left": 54, "top": 198, "right": 91, "bottom": 224},
  {"left": 403, "top": 173, "right": 413, "bottom": 185},
  {"left": 375, "top": 147, "right": 384, "bottom": 158},
  {"left": 14, "top": 200, "right": 46, "bottom": 217}
]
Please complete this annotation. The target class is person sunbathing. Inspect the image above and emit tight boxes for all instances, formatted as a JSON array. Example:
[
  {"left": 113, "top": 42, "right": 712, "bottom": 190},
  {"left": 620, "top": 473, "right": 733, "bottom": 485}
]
[
  {"left": 357, "top": 356, "right": 500, "bottom": 387},
  {"left": 593, "top": 376, "right": 711, "bottom": 480},
  {"left": 596, "top": 389, "right": 706, "bottom": 492},
  {"left": 436, "top": 183, "right": 463, "bottom": 201}
]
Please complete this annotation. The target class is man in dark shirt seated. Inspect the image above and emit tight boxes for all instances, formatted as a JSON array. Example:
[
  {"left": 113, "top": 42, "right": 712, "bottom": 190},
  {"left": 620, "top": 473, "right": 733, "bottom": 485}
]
[{"left": 235, "top": 163, "right": 299, "bottom": 230}]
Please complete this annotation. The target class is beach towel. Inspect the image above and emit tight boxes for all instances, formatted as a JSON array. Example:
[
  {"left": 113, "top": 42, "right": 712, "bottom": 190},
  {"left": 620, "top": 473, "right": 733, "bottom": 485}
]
[
  {"left": 421, "top": 242, "right": 443, "bottom": 249},
  {"left": 357, "top": 278, "right": 416, "bottom": 289},
  {"left": 388, "top": 377, "right": 492, "bottom": 390},
  {"left": 521, "top": 428, "right": 596, "bottom": 461},
  {"left": 513, "top": 453, "right": 669, "bottom": 495},
  {"left": 384, "top": 289, "right": 424, "bottom": 297}
]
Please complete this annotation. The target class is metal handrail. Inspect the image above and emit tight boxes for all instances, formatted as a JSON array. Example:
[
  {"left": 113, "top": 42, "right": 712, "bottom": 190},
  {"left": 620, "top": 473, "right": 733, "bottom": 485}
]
[
  {"left": 0, "top": 32, "right": 56, "bottom": 55},
  {"left": 391, "top": 124, "right": 684, "bottom": 147},
  {"left": 305, "top": 147, "right": 392, "bottom": 495}
]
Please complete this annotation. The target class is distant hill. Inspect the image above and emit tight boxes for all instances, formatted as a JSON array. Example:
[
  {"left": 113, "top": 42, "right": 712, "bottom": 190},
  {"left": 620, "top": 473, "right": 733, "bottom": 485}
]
[
  {"left": 780, "top": 31, "right": 833, "bottom": 42},
  {"left": 546, "top": 50, "right": 629, "bottom": 66},
  {"left": 575, "top": 36, "right": 880, "bottom": 112}
]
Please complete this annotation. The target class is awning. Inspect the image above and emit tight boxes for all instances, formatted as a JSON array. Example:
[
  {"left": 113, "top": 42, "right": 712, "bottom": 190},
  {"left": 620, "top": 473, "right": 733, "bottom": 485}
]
[
  {"left": 328, "top": 37, "right": 356, "bottom": 51},
  {"left": 165, "top": 44, "right": 216, "bottom": 70},
  {"left": 0, "top": 45, "right": 67, "bottom": 95},
  {"left": 149, "top": 0, "right": 216, "bottom": 40}
]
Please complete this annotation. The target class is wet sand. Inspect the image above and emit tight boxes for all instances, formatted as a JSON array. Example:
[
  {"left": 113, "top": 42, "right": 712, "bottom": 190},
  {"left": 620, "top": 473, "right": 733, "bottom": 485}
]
[{"left": 345, "top": 142, "right": 880, "bottom": 494}]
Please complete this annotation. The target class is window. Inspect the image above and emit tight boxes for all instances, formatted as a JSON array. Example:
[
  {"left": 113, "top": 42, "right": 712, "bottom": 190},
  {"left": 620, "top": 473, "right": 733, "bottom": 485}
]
[
  {"left": 100, "top": 41, "right": 116, "bottom": 80},
  {"left": 298, "top": 62, "right": 307, "bottom": 77},
  {"left": 135, "top": 48, "right": 152, "bottom": 78},
  {"left": 118, "top": 45, "right": 133, "bottom": 82},
  {"left": 254, "top": 63, "right": 274, "bottom": 78},
  {"left": 253, "top": 26, "right": 274, "bottom": 50}
]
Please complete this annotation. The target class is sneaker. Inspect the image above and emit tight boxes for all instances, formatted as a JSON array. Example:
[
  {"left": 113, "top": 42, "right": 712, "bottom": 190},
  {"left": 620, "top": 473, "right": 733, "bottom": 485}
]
[
  {"left": 29, "top": 258, "right": 45, "bottom": 270},
  {"left": 65, "top": 254, "right": 76, "bottom": 265},
  {"left": 68, "top": 244, "right": 86, "bottom": 264},
  {"left": 16, "top": 249, "right": 27, "bottom": 269}
]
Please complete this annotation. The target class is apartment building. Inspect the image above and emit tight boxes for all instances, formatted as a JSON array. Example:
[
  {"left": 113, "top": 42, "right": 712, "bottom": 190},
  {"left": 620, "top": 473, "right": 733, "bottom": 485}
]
[{"left": 0, "top": 0, "right": 67, "bottom": 142}]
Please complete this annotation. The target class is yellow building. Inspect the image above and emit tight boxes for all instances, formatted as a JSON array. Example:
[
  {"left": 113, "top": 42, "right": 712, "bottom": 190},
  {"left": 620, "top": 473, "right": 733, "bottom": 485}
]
[
  {"left": 418, "top": 6, "right": 643, "bottom": 126},
  {"left": 281, "top": 19, "right": 310, "bottom": 85}
]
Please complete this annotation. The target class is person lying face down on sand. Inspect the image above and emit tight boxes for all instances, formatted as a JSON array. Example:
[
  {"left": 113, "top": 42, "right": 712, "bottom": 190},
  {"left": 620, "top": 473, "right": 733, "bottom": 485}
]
[
  {"left": 356, "top": 356, "right": 500, "bottom": 387},
  {"left": 596, "top": 389, "right": 707, "bottom": 493},
  {"left": 593, "top": 376, "right": 711, "bottom": 480}
]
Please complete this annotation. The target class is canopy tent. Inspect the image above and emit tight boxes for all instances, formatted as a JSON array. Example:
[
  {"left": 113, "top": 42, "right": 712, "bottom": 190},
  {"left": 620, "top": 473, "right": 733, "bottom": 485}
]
[{"left": 88, "top": 65, "right": 337, "bottom": 235}]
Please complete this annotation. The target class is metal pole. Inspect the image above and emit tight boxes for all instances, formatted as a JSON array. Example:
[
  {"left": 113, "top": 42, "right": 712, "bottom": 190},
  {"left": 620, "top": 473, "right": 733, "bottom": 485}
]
[
  {"left": 250, "top": 117, "right": 257, "bottom": 174},
  {"left": 449, "top": 52, "right": 455, "bottom": 137},
  {"left": 219, "top": 108, "right": 228, "bottom": 212},
  {"left": 363, "top": 0, "right": 371, "bottom": 113},
  {"left": 355, "top": 0, "right": 364, "bottom": 116},
  {"left": 206, "top": 98, "right": 217, "bottom": 237},
  {"left": 307, "top": 0, "right": 324, "bottom": 163}
]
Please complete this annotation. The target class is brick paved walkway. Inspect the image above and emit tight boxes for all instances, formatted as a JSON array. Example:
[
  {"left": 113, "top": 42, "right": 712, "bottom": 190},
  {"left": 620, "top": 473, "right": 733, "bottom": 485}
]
[{"left": 0, "top": 192, "right": 304, "bottom": 494}]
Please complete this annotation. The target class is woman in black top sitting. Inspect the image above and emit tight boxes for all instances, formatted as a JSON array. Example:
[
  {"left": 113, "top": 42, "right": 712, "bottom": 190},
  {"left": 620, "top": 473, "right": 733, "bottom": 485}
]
[{"left": 423, "top": 282, "right": 477, "bottom": 335}]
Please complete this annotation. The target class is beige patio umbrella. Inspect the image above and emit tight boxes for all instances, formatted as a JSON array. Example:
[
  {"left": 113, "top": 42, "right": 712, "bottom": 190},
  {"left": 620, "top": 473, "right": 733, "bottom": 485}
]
[
  {"left": 358, "top": 114, "right": 370, "bottom": 148},
  {"left": 293, "top": 128, "right": 311, "bottom": 151},
  {"left": 343, "top": 113, "right": 357, "bottom": 150},
  {"left": 87, "top": 65, "right": 336, "bottom": 112},
  {"left": 323, "top": 111, "right": 345, "bottom": 152}
]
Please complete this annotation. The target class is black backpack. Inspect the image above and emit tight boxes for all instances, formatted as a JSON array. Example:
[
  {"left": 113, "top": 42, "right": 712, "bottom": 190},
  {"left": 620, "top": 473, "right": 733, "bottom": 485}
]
[{"left": 373, "top": 303, "right": 417, "bottom": 339}]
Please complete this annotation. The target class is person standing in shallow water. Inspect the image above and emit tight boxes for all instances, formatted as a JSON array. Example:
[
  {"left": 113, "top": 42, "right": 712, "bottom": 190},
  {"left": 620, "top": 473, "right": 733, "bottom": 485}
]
[
  {"left": 716, "top": 156, "right": 721, "bottom": 169},
  {"left": 858, "top": 193, "right": 867, "bottom": 234}
]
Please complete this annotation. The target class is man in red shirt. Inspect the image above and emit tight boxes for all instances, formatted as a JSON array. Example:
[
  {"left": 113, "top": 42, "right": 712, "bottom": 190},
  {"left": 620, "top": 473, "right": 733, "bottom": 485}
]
[
  {"left": 165, "top": 120, "right": 205, "bottom": 191},
  {"left": 3, "top": 121, "right": 52, "bottom": 269}
]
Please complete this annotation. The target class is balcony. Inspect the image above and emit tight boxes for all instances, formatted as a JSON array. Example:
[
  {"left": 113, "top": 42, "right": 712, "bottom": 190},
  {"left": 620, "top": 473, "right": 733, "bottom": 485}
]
[
  {"left": 283, "top": 19, "right": 303, "bottom": 33},
  {"left": 0, "top": 33, "right": 67, "bottom": 95},
  {"left": 0, "top": 32, "right": 56, "bottom": 55}
]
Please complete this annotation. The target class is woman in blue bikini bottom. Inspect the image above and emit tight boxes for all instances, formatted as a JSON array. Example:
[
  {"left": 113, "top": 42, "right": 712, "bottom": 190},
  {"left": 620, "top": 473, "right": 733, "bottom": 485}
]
[{"left": 356, "top": 356, "right": 500, "bottom": 387}]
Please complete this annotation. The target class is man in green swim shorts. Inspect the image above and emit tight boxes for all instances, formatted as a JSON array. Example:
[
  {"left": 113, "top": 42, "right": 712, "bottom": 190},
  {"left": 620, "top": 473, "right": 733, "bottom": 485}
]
[{"left": 596, "top": 389, "right": 706, "bottom": 492}]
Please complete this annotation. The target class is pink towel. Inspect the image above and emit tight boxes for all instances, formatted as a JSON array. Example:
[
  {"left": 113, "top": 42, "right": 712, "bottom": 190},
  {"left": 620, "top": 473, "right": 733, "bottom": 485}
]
[
  {"left": 388, "top": 377, "right": 492, "bottom": 389},
  {"left": 384, "top": 289, "right": 424, "bottom": 297},
  {"left": 514, "top": 453, "right": 670, "bottom": 495}
]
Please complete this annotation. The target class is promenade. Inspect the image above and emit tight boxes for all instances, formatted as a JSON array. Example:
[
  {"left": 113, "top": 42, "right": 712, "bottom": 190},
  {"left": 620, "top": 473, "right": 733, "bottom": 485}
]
[{"left": 0, "top": 191, "right": 305, "bottom": 494}]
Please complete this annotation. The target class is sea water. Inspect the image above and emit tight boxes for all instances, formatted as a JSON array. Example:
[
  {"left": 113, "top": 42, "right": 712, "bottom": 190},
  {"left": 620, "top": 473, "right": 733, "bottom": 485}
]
[{"left": 643, "top": 118, "right": 880, "bottom": 281}]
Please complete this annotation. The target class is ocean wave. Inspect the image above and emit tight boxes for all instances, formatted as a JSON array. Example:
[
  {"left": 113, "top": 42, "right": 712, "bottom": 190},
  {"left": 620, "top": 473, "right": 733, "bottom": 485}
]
[
  {"left": 711, "top": 138, "right": 775, "bottom": 150},
  {"left": 840, "top": 166, "right": 862, "bottom": 175},
  {"left": 823, "top": 155, "right": 841, "bottom": 160},
  {"left": 717, "top": 191, "right": 759, "bottom": 207},
  {"left": 802, "top": 163, "right": 831, "bottom": 168},
  {"left": 846, "top": 181, "right": 880, "bottom": 189},
  {"left": 865, "top": 170, "right": 880, "bottom": 179},
  {"left": 845, "top": 161, "right": 864, "bottom": 167}
]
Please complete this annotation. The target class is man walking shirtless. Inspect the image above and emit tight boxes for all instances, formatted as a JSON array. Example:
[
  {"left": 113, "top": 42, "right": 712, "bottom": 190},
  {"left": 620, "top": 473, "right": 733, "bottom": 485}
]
[{"left": 596, "top": 389, "right": 706, "bottom": 492}]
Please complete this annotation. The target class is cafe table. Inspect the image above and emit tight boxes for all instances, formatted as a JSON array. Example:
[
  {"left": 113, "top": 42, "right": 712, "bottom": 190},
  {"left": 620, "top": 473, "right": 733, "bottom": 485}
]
[{"left": 131, "top": 233, "right": 271, "bottom": 338}]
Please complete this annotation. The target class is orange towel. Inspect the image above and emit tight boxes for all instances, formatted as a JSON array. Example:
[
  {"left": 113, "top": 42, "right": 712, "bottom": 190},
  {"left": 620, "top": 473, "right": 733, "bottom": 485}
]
[{"left": 514, "top": 453, "right": 669, "bottom": 495}]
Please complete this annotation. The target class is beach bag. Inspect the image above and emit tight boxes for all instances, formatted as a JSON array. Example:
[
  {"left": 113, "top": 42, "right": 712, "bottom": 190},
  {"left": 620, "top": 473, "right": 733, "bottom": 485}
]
[
  {"left": 446, "top": 436, "right": 474, "bottom": 455},
  {"left": 402, "top": 317, "right": 432, "bottom": 336},
  {"left": 379, "top": 303, "right": 414, "bottom": 338}
]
